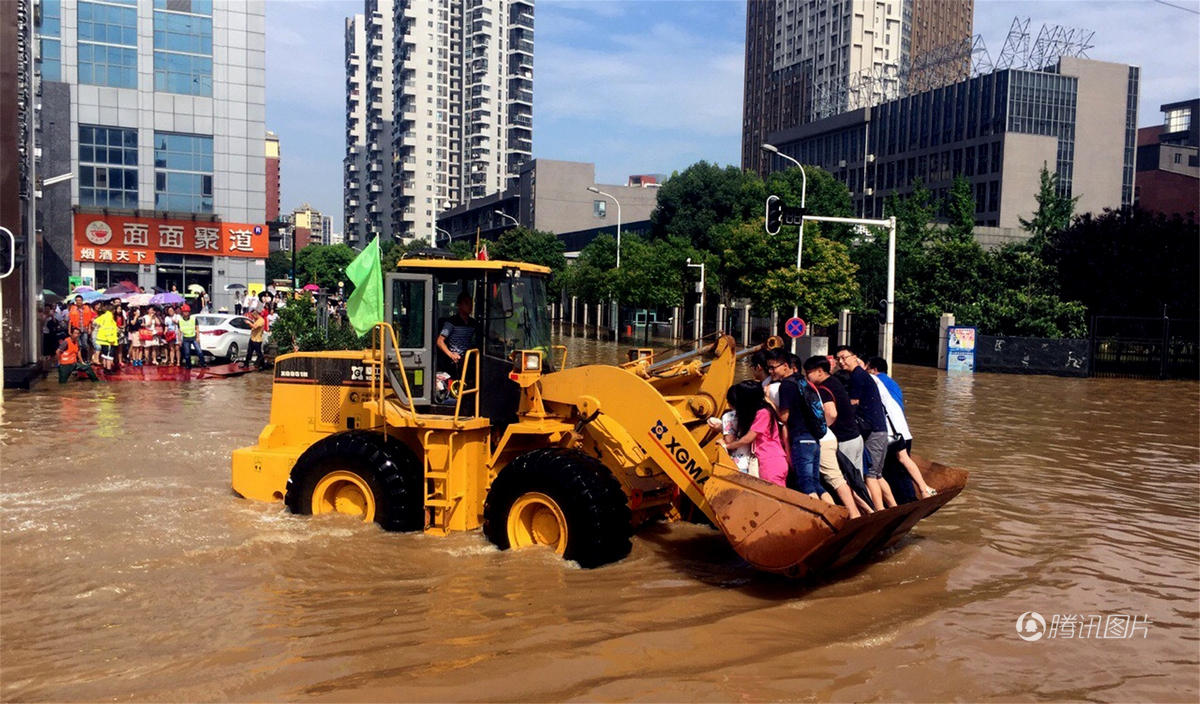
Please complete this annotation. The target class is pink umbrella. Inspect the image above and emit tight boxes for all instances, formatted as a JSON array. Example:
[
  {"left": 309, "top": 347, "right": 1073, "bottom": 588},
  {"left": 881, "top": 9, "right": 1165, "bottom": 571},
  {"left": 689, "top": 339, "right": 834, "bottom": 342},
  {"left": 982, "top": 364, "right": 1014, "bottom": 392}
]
[{"left": 302, "top": 284, "right": 320, "bottom": 292}]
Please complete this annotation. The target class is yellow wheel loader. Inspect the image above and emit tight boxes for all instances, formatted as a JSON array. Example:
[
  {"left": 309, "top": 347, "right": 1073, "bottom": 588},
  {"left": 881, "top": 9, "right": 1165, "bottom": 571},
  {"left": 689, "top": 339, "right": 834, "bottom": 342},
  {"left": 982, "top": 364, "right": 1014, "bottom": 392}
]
[{"left": 232, "top": 258, "right": 967, "bottom": 576}]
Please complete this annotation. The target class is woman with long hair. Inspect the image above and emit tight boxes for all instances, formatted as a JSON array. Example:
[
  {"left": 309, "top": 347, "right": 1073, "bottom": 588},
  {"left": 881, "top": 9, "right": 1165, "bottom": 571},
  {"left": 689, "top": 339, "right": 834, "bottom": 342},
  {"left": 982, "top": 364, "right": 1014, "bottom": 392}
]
[{"left": 719, "top": 380, "right": 790, "bottom": 488}]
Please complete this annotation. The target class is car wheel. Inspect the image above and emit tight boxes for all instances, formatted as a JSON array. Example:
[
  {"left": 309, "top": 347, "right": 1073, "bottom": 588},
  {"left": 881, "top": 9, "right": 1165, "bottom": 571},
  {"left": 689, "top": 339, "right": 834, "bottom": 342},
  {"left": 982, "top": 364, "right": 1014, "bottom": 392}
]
[{"left": 226, "top": 341, "right": 239, "bottom": 362}]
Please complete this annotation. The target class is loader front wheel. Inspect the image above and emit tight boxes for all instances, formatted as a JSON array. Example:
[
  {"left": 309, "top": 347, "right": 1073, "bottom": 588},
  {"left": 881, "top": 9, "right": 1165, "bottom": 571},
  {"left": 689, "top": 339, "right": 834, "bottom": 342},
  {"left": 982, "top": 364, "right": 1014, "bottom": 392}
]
[
  {"left": 285, "top": 431, "right": 423, "bottom": 532},
  {"left": 483, "top": 448, "right": 632, "bottom": 568}
]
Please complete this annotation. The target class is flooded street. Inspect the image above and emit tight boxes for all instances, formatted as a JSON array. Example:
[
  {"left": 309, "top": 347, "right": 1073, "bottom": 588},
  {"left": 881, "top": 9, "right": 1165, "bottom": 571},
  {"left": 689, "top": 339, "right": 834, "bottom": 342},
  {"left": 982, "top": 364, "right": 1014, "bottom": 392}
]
[{"left": 2, "top": 334, "right": 1198, "bottom": 702}]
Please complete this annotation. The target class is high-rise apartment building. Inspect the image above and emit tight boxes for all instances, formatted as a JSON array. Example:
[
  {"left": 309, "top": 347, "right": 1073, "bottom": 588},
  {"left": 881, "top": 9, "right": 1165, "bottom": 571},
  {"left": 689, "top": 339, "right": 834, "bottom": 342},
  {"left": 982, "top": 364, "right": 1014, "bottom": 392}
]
[
  {"left": 344, "top": 13, "right": 370, "bottom": 245},
  {"left": 344, "top": 2, "right": 395, "bottom": 247},
  {"left": 743, "top": 0, "right": 973, "bottom": 175},
  {"left": 342, "top": 0, "right": 532, "bottom": 245},
  {"left": 291, "top": 203, "right": 329, "bottom": 248},
  {"left": 33, "top": 0, "right": 268, "bottom": 312}
]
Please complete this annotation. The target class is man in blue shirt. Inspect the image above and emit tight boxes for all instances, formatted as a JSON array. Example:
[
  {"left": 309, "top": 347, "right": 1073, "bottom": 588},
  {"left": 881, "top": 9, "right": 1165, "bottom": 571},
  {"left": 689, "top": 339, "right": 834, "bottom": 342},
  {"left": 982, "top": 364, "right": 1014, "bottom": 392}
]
[
  {"left": 866, "top": 356, "right": 904, "bottom": 411},
  {"left": 835, "top": 345, "right": 897, "bottom": 510},
  {"left": 437, "top": 291, "right": 476, "bottom": 369}
]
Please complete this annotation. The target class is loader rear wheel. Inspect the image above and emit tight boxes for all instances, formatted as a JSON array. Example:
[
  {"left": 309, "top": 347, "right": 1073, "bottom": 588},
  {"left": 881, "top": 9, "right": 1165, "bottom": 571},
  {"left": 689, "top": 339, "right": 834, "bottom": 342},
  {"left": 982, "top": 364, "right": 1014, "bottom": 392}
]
[
  {"left": 285, "top": 430, "right": 423, "bottom": 532},
  {"left": 483, "top": 448, "right": 632, "bottom": 568}
]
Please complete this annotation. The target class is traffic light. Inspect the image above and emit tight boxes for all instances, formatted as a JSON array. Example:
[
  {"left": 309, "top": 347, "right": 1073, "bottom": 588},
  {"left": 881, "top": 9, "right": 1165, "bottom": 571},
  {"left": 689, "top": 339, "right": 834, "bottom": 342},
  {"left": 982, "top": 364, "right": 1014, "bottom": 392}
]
[
  {"left": 876, "top": 299, "right": 888, "bottom": 325},
  {"left": 764, "top": 195, "right": 782, "bottom": 235}
]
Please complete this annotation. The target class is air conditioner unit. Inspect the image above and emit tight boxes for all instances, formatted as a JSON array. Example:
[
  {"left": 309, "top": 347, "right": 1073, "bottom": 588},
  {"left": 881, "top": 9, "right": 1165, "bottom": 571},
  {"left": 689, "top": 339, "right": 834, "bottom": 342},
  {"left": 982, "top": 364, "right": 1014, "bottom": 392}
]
[
  {"left": 865, "top": 154, "right": 876, "bottom": 163},
  {"left": 864, "top": 188, "right": 874, "bottom": 196},
  {"left": 838, "top": 160, "right": 847, "bottom": 167}
]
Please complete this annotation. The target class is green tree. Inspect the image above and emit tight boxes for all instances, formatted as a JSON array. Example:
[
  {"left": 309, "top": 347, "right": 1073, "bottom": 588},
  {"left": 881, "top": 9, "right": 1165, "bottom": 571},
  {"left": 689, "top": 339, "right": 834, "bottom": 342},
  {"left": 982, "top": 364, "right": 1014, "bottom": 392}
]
[
  {"left": 269, "top": 292, "right": 367, "bottom": 353},
  {"left": 559, "top": 234, "right": 616, "bottom": 303},
  {"left": 1019, "top": 163, "right": 1078, "bottom": 250},
  {"left": 295, "top": 243, "right": 358, "bottom": 293},
  {"left": 491, "top": 226, "right": 567, "bottom": 294},
  {"left": 265, "top": 249, "right": 292, "bottom": 284},
  {"left": 753, "top": 234, "right": 860, "bottom": 327},
  {"left": 649, "top": 161, "right": 765, "bottom": 250},
  {"left": 943, "top": 175, "right": 977, "bottom": 243},
  {"left": 611, "top": 234, "right": 695, "bottom": 308}
]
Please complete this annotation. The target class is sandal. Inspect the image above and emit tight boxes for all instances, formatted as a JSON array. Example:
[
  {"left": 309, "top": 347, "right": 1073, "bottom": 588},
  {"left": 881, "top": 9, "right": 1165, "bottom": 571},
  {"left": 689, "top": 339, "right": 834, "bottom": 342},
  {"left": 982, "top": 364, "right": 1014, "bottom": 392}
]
[{"left": 923, "top": 487, "right": 937, "bottom": 498}]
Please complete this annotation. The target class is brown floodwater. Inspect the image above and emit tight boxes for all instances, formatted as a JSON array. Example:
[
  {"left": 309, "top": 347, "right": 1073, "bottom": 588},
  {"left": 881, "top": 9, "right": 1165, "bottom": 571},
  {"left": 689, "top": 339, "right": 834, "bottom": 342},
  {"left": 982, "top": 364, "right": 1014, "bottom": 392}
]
[{"left": 2, "top": 334, "right": 1198, "bottom": 702}]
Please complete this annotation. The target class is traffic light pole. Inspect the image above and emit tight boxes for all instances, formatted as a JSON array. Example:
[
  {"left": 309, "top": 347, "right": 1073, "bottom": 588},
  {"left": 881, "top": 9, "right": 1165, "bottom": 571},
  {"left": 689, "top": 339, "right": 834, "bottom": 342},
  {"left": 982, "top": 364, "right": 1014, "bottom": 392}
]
[{"left": 799, "top": 214, "right": 897, "bottom": 371}]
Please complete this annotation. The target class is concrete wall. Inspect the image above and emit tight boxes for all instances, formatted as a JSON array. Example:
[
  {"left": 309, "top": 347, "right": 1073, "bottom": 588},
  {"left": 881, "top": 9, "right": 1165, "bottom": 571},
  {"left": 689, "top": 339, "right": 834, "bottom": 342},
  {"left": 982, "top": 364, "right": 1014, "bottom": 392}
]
[
  {"left": 1059, "top": 57, "right": 1132, "bottom": 218},
  {"left": 997, "top": 133, "right": 1058, "bottom": 229},
  {"left": 526, "top": 160, "right": 659, "bottom": 235}
]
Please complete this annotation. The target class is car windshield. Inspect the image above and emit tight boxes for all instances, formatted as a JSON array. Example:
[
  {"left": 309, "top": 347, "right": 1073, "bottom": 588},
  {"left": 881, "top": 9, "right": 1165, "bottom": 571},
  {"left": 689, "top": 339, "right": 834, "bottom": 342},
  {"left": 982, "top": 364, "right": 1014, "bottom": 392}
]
[{"left": 484, "top": 271, "right": 550, "bottom": 363}]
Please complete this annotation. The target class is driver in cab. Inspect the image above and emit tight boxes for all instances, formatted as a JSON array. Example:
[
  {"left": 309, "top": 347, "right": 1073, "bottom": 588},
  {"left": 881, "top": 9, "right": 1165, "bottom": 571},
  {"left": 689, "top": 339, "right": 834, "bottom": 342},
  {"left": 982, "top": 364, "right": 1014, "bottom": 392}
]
[{"left": 436, "top": 291, "right": 476, "bottom": 374}]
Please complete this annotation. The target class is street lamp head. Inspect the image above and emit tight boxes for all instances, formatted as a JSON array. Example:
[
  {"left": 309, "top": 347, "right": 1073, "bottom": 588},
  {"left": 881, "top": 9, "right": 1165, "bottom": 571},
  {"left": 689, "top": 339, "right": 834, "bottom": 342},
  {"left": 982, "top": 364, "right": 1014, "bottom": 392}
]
[
  {"left": 586, "top": 186, "right": 600, "bottom": 194},
  {"left": 760, "top": 143, "right": 779, "bottom": 154},
  {"left": 492, "top": 209, "right": 505, "bottom": 216},
  {"left": 686, "top": 257, "right": 692, "bottom": 265}
]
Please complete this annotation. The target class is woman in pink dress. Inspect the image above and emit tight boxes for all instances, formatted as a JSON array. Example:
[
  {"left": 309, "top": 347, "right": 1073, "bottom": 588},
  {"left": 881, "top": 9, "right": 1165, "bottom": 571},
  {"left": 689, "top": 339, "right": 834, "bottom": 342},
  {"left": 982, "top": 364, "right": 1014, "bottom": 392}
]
[{"left": 720, "top": 381, "right": 790, "bottom": 487}]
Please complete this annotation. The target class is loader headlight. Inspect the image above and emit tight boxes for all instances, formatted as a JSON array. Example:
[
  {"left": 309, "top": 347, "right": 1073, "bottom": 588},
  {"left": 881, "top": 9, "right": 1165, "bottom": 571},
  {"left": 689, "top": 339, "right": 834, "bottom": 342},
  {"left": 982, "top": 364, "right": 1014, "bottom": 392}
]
[{"left": 522, "top": 350, "right": 542, "bottom": 371}]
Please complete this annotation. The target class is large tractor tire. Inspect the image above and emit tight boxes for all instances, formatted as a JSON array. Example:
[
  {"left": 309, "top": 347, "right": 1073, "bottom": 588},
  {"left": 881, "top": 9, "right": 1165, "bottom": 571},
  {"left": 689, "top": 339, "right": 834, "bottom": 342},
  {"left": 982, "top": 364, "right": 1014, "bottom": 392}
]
[
  {"left": 284, "top": 430, "right": 424, "bottom": 532},
  {"left": 483, "top": 448, "right": 633, "bottom": 568}
]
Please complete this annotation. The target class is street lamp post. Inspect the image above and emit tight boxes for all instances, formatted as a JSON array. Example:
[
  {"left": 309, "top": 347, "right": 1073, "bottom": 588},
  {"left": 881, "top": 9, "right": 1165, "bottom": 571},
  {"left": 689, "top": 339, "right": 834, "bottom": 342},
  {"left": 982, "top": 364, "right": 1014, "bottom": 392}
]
[
  {"left": 586, "top": 187, "right": 621, "bottom": 268},
  {"left": 686, "top": 257, "right": 705, "bottom": 344},
  {"left": 762, "top": 143, "right": 808, "bottom": 353},
  {"left": 435, "top": 226, "right": 451, "bottom": 247},
  {"left": 493, "top": 210, "right": 519, "bottom": 229},
  {"left": 587, "top": 187, "right": 622, "bottom": 340}
]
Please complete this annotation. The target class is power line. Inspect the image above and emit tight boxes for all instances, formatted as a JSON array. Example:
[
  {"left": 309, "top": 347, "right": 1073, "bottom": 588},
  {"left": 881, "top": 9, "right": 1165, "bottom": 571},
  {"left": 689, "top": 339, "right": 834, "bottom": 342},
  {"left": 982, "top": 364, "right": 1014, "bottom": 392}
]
[{"left": 1154, "top": 0, "right": 1200, "bottom": 15}]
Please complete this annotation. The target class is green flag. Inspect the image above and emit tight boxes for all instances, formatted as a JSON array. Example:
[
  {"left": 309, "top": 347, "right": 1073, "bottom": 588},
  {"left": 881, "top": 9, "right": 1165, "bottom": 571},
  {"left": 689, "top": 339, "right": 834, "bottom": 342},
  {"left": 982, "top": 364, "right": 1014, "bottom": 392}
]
[{"left": 345, "top": 235, "right": 384, "bottom": 337}]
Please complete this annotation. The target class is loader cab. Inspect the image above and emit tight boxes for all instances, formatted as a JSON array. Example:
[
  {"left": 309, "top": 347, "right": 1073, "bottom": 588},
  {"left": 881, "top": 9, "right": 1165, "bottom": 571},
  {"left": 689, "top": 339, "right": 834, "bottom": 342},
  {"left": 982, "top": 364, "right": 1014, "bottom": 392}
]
[{"left": 385, "top": 259, "right": 553, "bottom": 427}]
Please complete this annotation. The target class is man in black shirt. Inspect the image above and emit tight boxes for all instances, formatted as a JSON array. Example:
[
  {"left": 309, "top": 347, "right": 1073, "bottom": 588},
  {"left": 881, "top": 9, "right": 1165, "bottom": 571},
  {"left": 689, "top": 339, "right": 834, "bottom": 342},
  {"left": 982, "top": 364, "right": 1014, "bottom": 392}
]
[
  {"left": 803, "top": 355, "right": 864, "bottom": 473},
  {"left": 835, "top": 345, "right": 897, "bottom": 509}
]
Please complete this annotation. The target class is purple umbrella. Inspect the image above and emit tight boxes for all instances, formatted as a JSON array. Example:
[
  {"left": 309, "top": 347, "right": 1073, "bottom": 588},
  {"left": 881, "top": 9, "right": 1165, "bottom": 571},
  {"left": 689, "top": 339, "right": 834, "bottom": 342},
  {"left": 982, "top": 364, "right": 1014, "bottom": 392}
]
[{"left": 150, "top": 292, "right": 185, "bottom": 306}]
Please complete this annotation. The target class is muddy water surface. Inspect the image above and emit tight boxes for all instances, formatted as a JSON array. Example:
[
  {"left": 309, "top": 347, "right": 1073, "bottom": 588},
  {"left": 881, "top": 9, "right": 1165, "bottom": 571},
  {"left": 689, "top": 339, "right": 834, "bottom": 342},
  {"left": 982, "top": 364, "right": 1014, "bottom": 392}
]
[{"left": 2, "top": 335, "right": 1198, "bottom": 701}]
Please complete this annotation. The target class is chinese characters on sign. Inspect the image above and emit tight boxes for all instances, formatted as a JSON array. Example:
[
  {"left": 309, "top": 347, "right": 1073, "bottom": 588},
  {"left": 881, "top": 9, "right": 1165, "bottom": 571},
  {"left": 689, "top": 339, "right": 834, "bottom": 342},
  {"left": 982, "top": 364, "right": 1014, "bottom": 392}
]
[{"left": 73, "top": 215, "right": 267, "bottom": 263}]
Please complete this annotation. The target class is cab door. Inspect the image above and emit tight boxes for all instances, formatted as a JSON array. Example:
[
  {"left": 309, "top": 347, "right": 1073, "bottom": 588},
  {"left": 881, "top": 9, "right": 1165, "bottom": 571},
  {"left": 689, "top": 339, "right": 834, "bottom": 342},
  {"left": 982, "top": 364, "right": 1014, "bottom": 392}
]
[{"left": 385, "top": 273, "right": 432, "bottom": 405}]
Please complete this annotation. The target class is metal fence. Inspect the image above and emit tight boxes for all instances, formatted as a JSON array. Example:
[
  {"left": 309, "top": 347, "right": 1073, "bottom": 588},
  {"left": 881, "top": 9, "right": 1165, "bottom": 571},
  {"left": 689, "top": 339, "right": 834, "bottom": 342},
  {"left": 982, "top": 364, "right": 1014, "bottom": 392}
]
[
  {"left": 977, "top": 335, "right": 1090, "bottom": 377},
  {"left": 1091, "top": 315, "right": 1199, "bottom": 379}
]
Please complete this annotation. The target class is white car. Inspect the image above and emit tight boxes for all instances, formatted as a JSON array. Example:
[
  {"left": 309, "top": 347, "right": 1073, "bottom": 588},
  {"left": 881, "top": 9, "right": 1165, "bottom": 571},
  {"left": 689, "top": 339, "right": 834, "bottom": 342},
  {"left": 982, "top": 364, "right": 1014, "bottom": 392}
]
[{"left": 196, "top": 314, "right": 253, "bottom": 362}]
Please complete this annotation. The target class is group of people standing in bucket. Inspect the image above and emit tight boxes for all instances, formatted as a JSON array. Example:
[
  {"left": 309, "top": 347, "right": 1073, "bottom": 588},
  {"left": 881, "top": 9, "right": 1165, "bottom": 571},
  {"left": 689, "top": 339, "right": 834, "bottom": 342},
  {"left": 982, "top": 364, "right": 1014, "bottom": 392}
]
[{"left": 715, "top": 344, "right": 935, "bottom": 517}]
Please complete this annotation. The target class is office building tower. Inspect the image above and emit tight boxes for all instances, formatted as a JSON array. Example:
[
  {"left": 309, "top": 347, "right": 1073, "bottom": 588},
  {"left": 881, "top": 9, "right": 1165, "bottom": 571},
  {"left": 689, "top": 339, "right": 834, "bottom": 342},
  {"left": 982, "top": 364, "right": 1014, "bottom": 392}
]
[
  {"left": 766, "top": 57, "right": 1140, "bottom": 233},
  {"left": 33, "top": 0, "right": 268, "bottom": 312},
  {"left": 266, "top": 129, "right": 280, "bottom": 221},
  {"left": 743, "top": 0, "right": 973, "bottom": 175}
]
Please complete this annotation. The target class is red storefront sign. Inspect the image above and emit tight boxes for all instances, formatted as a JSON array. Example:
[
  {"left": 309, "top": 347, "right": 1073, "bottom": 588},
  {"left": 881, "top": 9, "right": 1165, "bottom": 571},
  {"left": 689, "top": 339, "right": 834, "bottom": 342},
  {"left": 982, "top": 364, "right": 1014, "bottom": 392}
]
[{"left": 73, "top": 213, "right": 269, "bottom": 263}]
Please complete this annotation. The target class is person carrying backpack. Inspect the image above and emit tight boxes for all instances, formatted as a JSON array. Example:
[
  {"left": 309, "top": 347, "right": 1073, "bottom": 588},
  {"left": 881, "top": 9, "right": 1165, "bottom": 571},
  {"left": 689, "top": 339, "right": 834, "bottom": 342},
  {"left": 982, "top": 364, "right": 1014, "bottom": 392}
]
[{"left": 770, "top": 351, "right": 832, "bottom": 504}]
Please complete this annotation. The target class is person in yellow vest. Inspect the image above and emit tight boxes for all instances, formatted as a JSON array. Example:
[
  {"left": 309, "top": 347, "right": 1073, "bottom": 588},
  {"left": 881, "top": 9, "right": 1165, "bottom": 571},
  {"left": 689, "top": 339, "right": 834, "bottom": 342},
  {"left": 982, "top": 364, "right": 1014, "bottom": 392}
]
[
  {"left": 94, "top": 302, "right": 120, "bottom": 372},
  {"left": 178, "top": 304, "right": 205, "bottom": 369},
  {"left": 57, "top": 328, "right": 99, "bottom": 383}
]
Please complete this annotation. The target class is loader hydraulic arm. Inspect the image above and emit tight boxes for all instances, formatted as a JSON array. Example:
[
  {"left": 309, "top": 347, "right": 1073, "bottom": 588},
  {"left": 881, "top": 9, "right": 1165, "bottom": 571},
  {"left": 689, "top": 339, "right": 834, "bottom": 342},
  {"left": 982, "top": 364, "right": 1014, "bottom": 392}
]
[{"left": 538, "top": 364, "right": 728, "bottom": 523}]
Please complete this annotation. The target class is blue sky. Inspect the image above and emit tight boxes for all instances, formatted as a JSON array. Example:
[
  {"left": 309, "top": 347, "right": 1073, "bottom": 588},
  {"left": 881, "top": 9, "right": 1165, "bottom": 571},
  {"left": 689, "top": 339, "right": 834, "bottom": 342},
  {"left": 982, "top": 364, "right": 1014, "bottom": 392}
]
[{"left": 265, "top": 0, "right": 1200, "bottom": 233}]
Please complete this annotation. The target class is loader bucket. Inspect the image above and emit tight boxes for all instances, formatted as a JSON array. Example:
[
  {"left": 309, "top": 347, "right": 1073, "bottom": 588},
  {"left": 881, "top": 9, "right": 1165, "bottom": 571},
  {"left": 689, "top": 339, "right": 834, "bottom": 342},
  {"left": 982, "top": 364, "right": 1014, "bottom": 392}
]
[{"left": 703, "top": 456, "right": 968, "bottom": 578}]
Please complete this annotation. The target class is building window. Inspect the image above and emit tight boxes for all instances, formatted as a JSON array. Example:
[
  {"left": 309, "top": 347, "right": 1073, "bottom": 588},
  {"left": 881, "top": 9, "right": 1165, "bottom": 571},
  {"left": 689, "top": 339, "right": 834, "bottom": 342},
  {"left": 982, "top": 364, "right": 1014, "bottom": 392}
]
[
  {"left": 1165, "top": 108, "right": 1190, "bottom": 133},
  {"left": 37, "top": 0, "right": 63, "bottom": 81},
  {"left": 154, "top": 132, "right": 213, "bottom": 213},
  {"left": 1173, "top": 152, "right": 1182, "bottom": 164},
  {"left": 153, "top": 1, "right": 213, "bottom": 96},
  {"left": 593, "top": 199, "right": 606, "bottom": 218},
  {"left": 79, "top": 125, "right": 138, "bottom": 209},
  {"left": 78, "top": 0, "right": 138, "bottom": 45},
  {"left": 76, "top": 0, "right": 138, "bottom": 87},
  {"left": 154, "top": 52, "right": 213, "bottom": 95}
]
